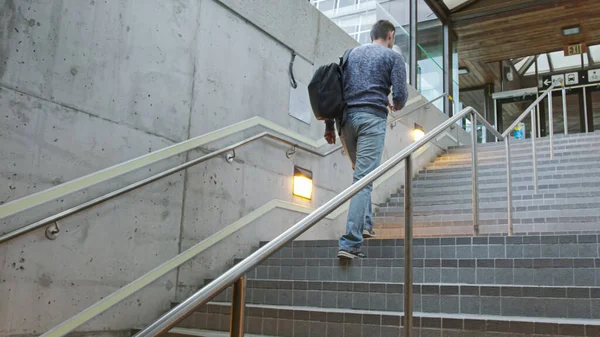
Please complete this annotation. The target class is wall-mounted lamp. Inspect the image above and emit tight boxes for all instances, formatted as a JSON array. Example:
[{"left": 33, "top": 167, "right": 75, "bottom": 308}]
[
  {"left": 414, "top": 123, "right": 425, "bottom": 142},
  {"left": 293, "top": 166, "right": 313, "bottom": 200},
  {"left": 458, "top": 67, "right": 470, "bottom": 75},
  {"left": 562, "top": 25, "right": 581, "bottom": 36}
]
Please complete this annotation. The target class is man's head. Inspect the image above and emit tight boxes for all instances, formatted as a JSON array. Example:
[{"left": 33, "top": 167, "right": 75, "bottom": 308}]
[{"left": 370, "top": 20, "right": 396, "bottom": 48}]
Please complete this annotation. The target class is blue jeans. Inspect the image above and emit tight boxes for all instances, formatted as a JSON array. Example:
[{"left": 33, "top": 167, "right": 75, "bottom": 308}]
[{"left": 339, "top": 112, "right": 386, "bottom": 252}]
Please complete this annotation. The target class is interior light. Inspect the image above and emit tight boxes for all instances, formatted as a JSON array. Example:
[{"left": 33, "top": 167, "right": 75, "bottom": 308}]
[
  {"left": 414, "top": 123, "right": 425, "bottom": 142},
  {"left": 458, "top": 67, "right": 470, "bottom": 75},
  {"left": 562, "top": 25, "right": 581, "bottom": 36},
  {"left": 293, "top": 166, "right": 313, "bottom": 200}
]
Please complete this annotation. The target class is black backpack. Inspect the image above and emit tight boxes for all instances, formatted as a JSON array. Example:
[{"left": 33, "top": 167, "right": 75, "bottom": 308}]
[{"left": 307, "top": 49, "right": 354, "bottom": 121}]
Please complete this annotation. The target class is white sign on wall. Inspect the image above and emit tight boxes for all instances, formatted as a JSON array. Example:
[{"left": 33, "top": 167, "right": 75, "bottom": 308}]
[
  {"left": 565, "top": 72, "right": 579, "bottom": 85},
  {"left": 589, "top": 69, "right": 600, "bottom": 83},
  {"left": 551, "top": 74, "right": 565, "bottom": 86},
  {"left": 289, "top": 82, "right": 312, "bottom": 125}
]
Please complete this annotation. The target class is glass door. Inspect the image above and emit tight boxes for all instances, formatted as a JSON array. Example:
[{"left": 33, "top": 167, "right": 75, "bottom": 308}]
[
  {"left": 496, "top": 95, "right": 538, "bottom": 139},
  {"left": 546, "top": 87, "right": 584, "bottom": 135}
]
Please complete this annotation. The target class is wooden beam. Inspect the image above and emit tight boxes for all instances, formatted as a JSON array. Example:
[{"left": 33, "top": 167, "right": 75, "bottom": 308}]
[
  {"left": 423, "top": 0, "right": 450, "bottom": 23},
  {"left": 450, "top": 0, "right": 481, "bottom": 13}
]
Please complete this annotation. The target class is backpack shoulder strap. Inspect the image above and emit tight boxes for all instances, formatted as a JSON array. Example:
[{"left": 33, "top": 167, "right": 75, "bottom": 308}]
[{"left": 339, "top": 48, "right": 355, "bottom": 68}]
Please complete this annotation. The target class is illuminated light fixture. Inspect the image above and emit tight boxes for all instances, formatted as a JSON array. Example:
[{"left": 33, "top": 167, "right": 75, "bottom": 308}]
[
  {"left": 562, "top": 25, "right": 581, "bottom": 36},
  {"left": 414, "top": 123, "right": 425, "bottom": 142},
  {"left": 293, "top": 166, "right": 313, "bottom": 200},
  {"left": 458, "top": 67, "right": 470, "bottom": 75}
]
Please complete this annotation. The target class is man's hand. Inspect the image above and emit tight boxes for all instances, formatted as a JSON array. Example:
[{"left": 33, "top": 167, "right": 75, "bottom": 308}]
[
  {"left": 324, "top": 130, "right": 336, "bottom": 144},
  {"left": 388, "top": 103, "right": 399, "bottom": 112}
]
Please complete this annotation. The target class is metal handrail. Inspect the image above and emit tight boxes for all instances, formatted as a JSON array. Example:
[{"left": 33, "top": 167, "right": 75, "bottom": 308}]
[
  {"left": 387, "top": 92, "right": 448, "bottom": 125},
  {"left": 1, "top": 96, "right": 441, "bottom": 245},
  {"left": 131, "top": 106, "right": 498, "bottom": 337},
  {"left": 0, "top": 132, "right": 341, "bottom": 244}
]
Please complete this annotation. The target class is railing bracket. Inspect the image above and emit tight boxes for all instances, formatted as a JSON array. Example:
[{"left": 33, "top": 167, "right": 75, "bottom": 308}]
[
  {"left": 286, "top": 146, "right": 296, "bottom": 159},
  {"left": 45, "top": 222, "right": 60, "bottom": 240},
  {"left": 226, "top": 150, "right": 236, "bottom": 164}
]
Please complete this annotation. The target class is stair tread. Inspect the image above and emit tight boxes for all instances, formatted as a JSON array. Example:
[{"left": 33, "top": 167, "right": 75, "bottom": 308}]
[{"left": 202, "top": 302, "right": 600, "bottom": 326}]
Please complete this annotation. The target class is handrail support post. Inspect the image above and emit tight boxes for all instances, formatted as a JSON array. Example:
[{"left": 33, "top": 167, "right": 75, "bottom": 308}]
[{"left": 230, "top": 276, "right": 246, "bottom": 337}]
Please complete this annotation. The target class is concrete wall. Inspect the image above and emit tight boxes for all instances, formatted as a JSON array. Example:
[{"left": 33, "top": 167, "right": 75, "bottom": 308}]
[{"left": 0, "top": 0, "right": 470, "bottom": 335}]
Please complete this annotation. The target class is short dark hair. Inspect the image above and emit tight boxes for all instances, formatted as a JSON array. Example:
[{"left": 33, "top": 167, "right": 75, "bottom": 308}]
[{"left": 370, "top": 20, "right": 396, "bottom": 41}]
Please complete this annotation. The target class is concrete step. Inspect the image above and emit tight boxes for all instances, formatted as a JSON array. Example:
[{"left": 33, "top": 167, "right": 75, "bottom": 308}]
[
  {"left": 211, "top": 279, "right": 600, "bottom": 320},
  {"left": 272, "top": 235, "right": 600, "bottom": 260},
  {"left": 373, "top": 223, "right": 600, "bottom": 239},
  {"left": 186, "top": 302, "right": 600, "bottom": 337},
  {"left": 413, "top": 167, "right": 600, "bottom": 188},
  {"left": 162, "top": 328, "right": 265, "bottom": 337},
  {"left": 448, "top": 131, "right": 600, "bottom": 154},
  {"left": 416, "top": 161, "right": 600, "bottom": 182},
  {"left": 429, "top": 153, "right": 600, "bottom": 169},
  {"left": 375, "top": 200, "right": 600, "bottom": 218},
  {"left": 249, "top": 256, "right": 600, "bottom": 287},
  {"left": 389, "top": 181, "right": 600, "bottom": 200},
  {"left": 437, "top": 146, "right": 600, "bottom": 166},
  {"left": 442, "top": 139, "right": 600, "bottom": 158}
]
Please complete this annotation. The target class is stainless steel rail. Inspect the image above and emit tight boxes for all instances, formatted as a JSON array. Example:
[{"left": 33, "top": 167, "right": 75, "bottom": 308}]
[
  {"left": 0, "top": 132, "right": 341, "bottom": 244},
  {"left": 2, "top": 95, "right": 445, "bottom": 245},
  {"left": 132, "top": 107, "right": 498, "bottom": 337},
  {"left": 388, "top": 93, "right": 448, "bottom": 125}
]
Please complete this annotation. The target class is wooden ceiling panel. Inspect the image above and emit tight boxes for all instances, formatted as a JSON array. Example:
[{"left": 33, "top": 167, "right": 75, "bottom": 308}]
[{"left": 454, "top": 0, "right": 600, "bottom": 88}]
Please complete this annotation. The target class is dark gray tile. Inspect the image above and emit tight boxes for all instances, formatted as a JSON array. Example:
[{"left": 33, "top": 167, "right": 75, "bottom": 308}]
[
  {"left": 337, "top": 291, "right": 352, "bottom": 308},
  {"left": 472, "top": 246, "right": 489, "bottom": 258},
  {"left": 353, "top": 292, "right": 370, "bottom": 310},
  {"left": 460, "top": 296, "right": 480, "bottom": 314},
  {"left": 458, "top": 268, "right": 476, "bottom": 284},
  {"left": 560, "top": 244, "right": 579, "bottom": 258},
  {"left": 326, "top": 322, "right": 344, "bottom": 337},
  {"left": 362, "top": 324, "right": 381, "bottom": 337},
  {"left": 592, "top": 299, "right": 600, "bottom": 319},
  {"left": 362, "top": 267, "right": 377, "bottom": 282},
  {"left": 306, "top": 267, "right": 320, "bottom": 281},
  {"left": 441, "top": 246, "right": 457, "bottom": 259},
  {"left": 424, "top": 268, "right": 441, "bottom": 283},
  {"left": 552, "top": 268, "right": 574, "bottom": 286},
  {"left": 321, "top": 291, "right": 337, "bottom": 308},
  {"left": 293, "top": 266, "right": 306, "bottom": 280},
  {"left": 544, "top": 298, "right": 569, "bottom": 318},
  {"left": 578, "top": 244, "right": 598, "bottom": 258},
  {"left": 426, "top": 246, "right": 441, "bottom": 259},
  {"left": 278, "top": 319, "right": 294, "bottom": 337},
  {"left": 476, "top": 268, "right": 495, "bottom": 284},
  {"left": 541, "top": 244, "right": 560, "bottom": 258},
  {"left": 567, "top": 299, "right": 591, "bottom": 318},
  {"left": 387, "top": 294, "right": 403, "bottom": 311},
  {"left": 381, "top": 326, "right": 400, "bottom": 337},
  {"left": 574, "top": 269, "right": 595, "bottom": 286},
  {"left": 523, "top": 245, "right": 541, "bottom": 258},
  {"left": 481, "top": 297, "right": 501, "bottom": 315},
  {"left": 377, "top": 268, "right": 392, "bottom": 282},
  {"left": 293, "top": 290, "right": 308, "bottom": 307},
  {"left": 305, "top": 292, "right": 322, "bottom": 309},
  {"left": 456, "top": 246, "right": 473, "bottom": 259},
  {"left": 441, "top": 268, "right": 458, "bottom": 283},
  {"left": 310, "top": 322, "right": 327, "bottom": 337},
  {"left": 263, "top": 318, "right": 278, "bottom": 336},
  {"left": 441, "top": 296, "right": 459, "bottom": 314},
  {"left": 422, "top": 295, "right": 441, "bottom": 312},
  {"left": 247, "top": 316, "right": 262, "bottom": 335},
  {"left": 414, "top": 246, "right": 425, "bottom": 258},
  {"left": 489, "top": 246, "right": 506, "bottom": 259},
  {"left": 320, "top": 267, "right": 333, "bottom": 281},
  {"left": 370, "top": 293, "right": 387, "bottom": 311},
  {"left": 534, "top": 269, "right": 555, "bottom": 286},
  {"left": 506, "top": 245, "right": 523, "bottom": 258},
  {"left": 495, "top": 269, "right": 514, "bottom": 285}
]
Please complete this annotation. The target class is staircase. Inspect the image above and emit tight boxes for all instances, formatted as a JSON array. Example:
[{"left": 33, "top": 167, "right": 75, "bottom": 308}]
[
  {"left": 171, "top": 234, "right": 600, "bottom": 336},
  {"left": 374, "top": 131, "right": 600, "bottom": 237},
  {"left": 162, "top": 132, "right": 600, "bottom": 337}
]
